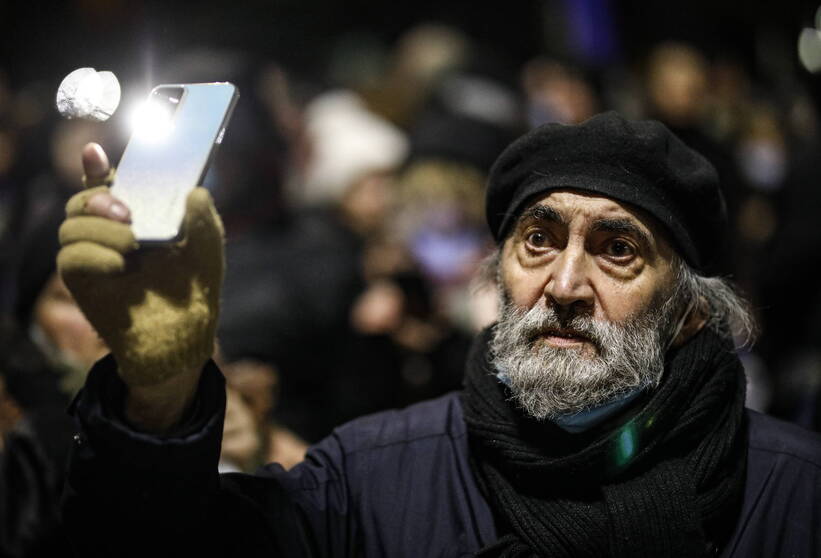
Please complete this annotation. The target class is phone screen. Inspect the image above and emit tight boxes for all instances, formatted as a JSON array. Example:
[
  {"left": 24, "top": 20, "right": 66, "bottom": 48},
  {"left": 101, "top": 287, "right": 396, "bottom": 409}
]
[{"left": 111, "top": 82, "right": 238, "bottom": 242}]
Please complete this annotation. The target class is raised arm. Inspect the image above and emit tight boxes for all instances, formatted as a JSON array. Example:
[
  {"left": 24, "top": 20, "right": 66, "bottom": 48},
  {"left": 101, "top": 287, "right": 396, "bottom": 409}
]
[
  {"left": 58, "top": 142, "right": 222, "bottom": 433},
  {"left": 58, "top": 144, "right": 352, "bottom": 557}
]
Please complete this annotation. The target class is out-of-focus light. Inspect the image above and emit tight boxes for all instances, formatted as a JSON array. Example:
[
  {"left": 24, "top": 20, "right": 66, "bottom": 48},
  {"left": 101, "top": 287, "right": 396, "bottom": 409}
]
[
  {"left": 56, "top": 67, "right": 121, "bottom": 121},
  {"left": 615, "top": 425, "right": 637, "bottom": 468},
  {"left": 798, "top": 28, "right": 821, "bottom": 73},
  {"left": 129, "top": 100, "right": 174, "bottom": 142}
]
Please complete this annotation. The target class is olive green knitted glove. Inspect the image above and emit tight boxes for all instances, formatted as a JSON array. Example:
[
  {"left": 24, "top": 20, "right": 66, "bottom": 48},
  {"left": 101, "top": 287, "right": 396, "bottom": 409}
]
[{"left": 57, "top": 173, "right": 224, "bottom": 388}]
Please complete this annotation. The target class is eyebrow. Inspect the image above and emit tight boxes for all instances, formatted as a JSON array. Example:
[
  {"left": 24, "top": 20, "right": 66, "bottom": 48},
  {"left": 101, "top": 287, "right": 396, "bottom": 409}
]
[
  {"left": 591, "top": 218, "right": 652, "bottom": 251},
  {"left": 518, "top": 204, "right": 566, "bottom": 226},
  {"left": 516, "top": 206, "right": 654, "bottom": 251}
]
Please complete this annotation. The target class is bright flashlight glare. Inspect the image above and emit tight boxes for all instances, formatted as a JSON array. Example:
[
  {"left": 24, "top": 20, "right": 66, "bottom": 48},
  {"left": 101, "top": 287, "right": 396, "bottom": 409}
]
[
  {"left": 56, "top": 67, "right": 121, "bottom": 121},
  {"left": 129, "top": 100, "right": 174, "bottom": 142},
  {"left": 799, "top": 28, "right": 821, "bottom": 73}
]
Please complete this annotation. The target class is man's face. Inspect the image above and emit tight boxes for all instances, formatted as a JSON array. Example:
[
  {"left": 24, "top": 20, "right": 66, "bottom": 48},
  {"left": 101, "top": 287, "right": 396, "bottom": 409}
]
[{"left": 493, "top": 190, "right": 680, "bottom": 419}]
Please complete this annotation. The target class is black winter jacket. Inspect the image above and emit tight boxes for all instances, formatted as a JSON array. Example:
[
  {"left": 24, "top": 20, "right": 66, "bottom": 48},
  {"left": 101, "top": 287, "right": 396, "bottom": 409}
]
[{"left": 64, "top": 356, "right": 821, "bottom": 557}]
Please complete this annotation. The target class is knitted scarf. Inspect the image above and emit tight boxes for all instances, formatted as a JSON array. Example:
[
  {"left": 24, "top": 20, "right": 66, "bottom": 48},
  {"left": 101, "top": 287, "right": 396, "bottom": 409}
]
[{"left": 461, "top": 326, "right": 747, "bottom": 557}]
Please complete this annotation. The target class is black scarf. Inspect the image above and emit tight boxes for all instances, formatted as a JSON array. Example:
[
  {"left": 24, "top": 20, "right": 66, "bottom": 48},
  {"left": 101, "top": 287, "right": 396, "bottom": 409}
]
[{"left": 461, "top": 326, "right": 747, "bottom": 558}]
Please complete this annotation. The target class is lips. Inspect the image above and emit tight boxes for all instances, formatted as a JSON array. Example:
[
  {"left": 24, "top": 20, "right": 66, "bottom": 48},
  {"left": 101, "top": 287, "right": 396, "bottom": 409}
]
[
  {"left": 541, "top": 328, "right": 591, "bottom": 343},
  {"left": 532, "top": 326, "right": 598, "bottom": 351}
]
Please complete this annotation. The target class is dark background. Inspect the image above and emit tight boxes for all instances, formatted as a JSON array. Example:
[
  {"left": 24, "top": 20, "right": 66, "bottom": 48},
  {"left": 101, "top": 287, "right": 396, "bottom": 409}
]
[{"left": 3, "top": 1, "right": 820, "bottom": 89}]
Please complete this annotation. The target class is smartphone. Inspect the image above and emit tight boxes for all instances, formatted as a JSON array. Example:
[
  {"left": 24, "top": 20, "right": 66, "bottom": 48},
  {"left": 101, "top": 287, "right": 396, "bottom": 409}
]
[{"left": 110, "top": 82, "right": 239, "bottom": 242}]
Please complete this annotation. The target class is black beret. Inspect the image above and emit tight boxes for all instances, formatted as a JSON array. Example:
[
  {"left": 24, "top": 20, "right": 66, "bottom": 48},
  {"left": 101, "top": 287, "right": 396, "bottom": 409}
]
[{"left": 485, "top": 111, "right": 727, "bottom": 272}]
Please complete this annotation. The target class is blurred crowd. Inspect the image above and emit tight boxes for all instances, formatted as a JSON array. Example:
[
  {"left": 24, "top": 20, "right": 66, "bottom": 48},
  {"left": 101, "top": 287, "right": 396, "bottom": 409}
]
[{"left": 3, "top": 19, "right": 821, "bottom": 556}]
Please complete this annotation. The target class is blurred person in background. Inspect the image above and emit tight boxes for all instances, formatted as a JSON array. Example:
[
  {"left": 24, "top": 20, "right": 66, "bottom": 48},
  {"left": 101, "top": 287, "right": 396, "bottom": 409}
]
[
  {"left": 291, "top": 88, "right": 408, "bottom": 207},
  {"left": 643, "top": 42, "right": 776, "bottom": 412},
  {"left": 0, "top": 323, "right": 73, "bottom": 557},
  {"left": 28, "top": 119, "right": 108, "bottom": 239},
  {"left": 148, "top": 50, "right": 394, "bottom": 442},
  {"left": 219, "top": 359, "right": 307, "bottom": 472},
  {"left": 703, "top": 57, "right": 752, "bottom": 146},
  {"left": 1, "top": 95, "right": 109, "bottom": 315},
  {"left": 757, "top": 93, "right": 821, "bottom": 429},
  {"left": 0, "top": 95, "right": 123, "bottom": 555},
  {"left": 394, "top": 159, "right": 495, "bottom": 329},
  {"left": 14, "top": 210, "right": 106, "bottom": 396},
  {"left": 220, "top": 81, "right": 409, "bottom": 442},
  {"left": 644, "top": 42, "right": 747, "bottom": 265},
  {"left": 359, "top": 23, "right": 471, "bottom": 129},
  {"left": 645, "top": 42, "right": 710, "bottom": 131},
  {"left": 335, "top": 267, "right": 472, "bottom": 425},
  {"left": 400, "top": 68, "right": 524, "bottom": 330},
  {"left": 521, "top": 57, "right": 600, "bottom": 126},
  {"left": 0, "top": 210, "right": 94, "bottom": 558}
]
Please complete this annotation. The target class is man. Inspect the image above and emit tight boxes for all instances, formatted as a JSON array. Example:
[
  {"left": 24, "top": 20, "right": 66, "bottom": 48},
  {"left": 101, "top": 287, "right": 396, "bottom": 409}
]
[{"left": 59, "top": 113, "right": 820, "bottom": 557}]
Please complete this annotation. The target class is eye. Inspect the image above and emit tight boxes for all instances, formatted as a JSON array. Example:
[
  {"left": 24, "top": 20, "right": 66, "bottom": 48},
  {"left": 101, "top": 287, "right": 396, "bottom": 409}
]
[
  {"left": 604, "top": 239, "right": 636, "bottom": 260},
  {"left": 526, "top": 230, "right": 550, "bottom": 248}
]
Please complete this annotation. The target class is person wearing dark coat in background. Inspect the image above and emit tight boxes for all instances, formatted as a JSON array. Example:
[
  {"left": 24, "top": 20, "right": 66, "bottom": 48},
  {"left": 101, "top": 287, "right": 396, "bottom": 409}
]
[
  {"left": 0, "top": 210, "right": 92, "bottom": 558},
  {"left": 333, "top": 269, "right": 472, "bottom": 425},
  {"left": 59, "top": 113, "right": 820, "bottom": 557},
  {"left": 0, "top": 324, "right": 75, "bottom": 558}
]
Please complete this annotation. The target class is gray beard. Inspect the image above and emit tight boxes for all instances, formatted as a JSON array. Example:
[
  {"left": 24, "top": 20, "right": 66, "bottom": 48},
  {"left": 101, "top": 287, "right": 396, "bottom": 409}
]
[{"left": 489, "top": 294, "right": 676, "bottom": 421}]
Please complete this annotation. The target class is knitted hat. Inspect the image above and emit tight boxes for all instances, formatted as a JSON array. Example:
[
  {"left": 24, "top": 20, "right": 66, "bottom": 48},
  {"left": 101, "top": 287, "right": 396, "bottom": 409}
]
[{"left": 485, "top": 111, "right": 726, "bottom": 272}]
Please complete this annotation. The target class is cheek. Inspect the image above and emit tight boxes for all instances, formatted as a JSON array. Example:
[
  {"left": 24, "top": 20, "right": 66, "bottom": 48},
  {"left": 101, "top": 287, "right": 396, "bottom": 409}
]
[
  {"left": 594, "top": 274, "right": 666, "bottom": 323},
  {"left": 595, "top": 282, "right": 636, "bottom": 321},
  {"left": 501, "top": 257, "right": 547, "bottom": 310}
]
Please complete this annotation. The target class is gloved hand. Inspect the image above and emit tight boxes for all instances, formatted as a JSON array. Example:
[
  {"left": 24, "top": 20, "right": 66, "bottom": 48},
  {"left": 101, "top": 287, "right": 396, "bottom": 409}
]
[{"left": 57, "top": 145, "right": 225, "bottom": 391}]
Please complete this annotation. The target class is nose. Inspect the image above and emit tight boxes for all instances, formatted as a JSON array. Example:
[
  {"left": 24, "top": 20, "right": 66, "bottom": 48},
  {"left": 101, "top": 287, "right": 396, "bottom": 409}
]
[{"left": 543, "top": 244, "right": 595, "bottom": 313}]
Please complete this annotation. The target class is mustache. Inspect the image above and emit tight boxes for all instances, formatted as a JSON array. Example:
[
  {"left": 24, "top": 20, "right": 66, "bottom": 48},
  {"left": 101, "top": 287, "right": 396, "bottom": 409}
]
[{"left": 516, "top": 305, "right": 602, "bottom": 350}]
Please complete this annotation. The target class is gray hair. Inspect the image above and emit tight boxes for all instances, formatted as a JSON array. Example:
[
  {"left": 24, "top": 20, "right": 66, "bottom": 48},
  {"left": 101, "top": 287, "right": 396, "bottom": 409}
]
[
  {"left": 670, "top": 255, "right": 758, "bottom": 348},
  {"left": 473, "top": 247, "right": 757, "bottom": 348}
]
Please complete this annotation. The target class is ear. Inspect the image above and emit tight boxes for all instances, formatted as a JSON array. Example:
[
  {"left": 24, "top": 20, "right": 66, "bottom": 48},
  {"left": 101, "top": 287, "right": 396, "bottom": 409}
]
[{"left": 670, "top": 297, "right": 708, "bottom": 348}]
